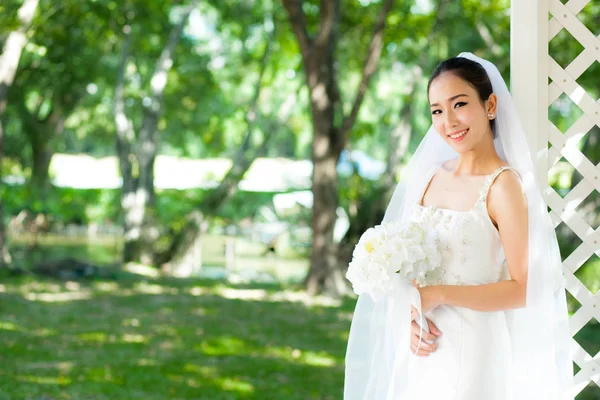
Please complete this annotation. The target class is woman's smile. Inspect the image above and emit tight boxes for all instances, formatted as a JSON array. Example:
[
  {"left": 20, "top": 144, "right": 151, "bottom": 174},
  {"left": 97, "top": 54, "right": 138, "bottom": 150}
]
[{"left": 448, "top": 128, "right": 469, "bottom": 141}]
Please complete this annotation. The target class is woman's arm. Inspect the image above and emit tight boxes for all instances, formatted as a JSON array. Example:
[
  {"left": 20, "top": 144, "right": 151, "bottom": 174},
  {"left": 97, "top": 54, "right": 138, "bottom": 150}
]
[
  {"left": 420, "top": 170, "right": 529, "bottom": 313},
  {"left": 422, "top": 280, "right": 525, "bottom": 312}
]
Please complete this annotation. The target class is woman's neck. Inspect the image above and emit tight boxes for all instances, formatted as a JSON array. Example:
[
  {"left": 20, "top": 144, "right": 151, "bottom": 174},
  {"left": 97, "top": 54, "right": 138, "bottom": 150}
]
[{"left": 451, "top": 136, "right": 504, "bottom": 176}]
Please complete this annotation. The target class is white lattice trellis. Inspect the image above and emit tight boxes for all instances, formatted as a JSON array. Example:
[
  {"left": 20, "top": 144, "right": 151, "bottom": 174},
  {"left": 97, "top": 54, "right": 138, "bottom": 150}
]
[{"left": 512, "top": 0, "right": 600, "bottom": 398}]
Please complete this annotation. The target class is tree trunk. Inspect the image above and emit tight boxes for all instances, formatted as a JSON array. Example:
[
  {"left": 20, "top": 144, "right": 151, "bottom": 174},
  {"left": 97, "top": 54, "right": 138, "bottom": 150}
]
[
  {"left": 114, "top": 25, "right": 138, "bottom": 262},
  {"left": 115, "top": 3, "right": 197, "bottom": 265},
  {"left": 303, "top": 42, "right": 348, "bottom": 295},
  {"left": 162, "top": 211, "right": 206, "bottom": 277},
  {"left": 0, "top": 0, "right": 40, "bottom": 267},
  {"left": 27, "top": 122, "right": 57, "bottom": 198},
  {"left": 283, "top": 0, "right": 394, "bottom": 295}
]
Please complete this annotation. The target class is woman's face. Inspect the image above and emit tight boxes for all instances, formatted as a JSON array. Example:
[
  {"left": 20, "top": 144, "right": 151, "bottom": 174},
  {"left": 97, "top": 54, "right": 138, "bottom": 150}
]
[{"left": 428, "top": 72, "right": 496, "bottom": 152}]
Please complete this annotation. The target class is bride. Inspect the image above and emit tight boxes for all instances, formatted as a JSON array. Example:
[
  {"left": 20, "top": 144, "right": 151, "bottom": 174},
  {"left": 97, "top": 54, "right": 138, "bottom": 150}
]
[{"left": 343, "top": 53, "right": 573, "bottom": 399}]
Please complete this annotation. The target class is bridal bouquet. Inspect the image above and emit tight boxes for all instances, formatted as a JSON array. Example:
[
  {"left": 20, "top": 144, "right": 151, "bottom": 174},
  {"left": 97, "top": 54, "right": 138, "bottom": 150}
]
[{"left": 345, "top": 220, "right": 442, "bottom": 302}]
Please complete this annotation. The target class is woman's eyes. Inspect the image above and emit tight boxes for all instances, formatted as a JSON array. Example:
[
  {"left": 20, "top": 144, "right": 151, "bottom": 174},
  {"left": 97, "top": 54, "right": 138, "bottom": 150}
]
[{"left": 431, "top": 102, "right": 468, "bottom": 115}]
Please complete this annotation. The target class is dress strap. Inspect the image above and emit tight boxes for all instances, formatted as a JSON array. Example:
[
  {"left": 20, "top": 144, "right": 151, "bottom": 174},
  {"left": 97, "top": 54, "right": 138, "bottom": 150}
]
[
  {"left": 417, "top": 164, "right": 441, "bottom": 206},
  {"left": 476, "top": 165, "right": 520, "bottom": 207}
]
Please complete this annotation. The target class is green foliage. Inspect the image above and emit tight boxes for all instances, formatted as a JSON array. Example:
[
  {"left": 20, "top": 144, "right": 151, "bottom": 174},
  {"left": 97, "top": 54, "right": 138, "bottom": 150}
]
[
  {"left": 3, "top": 185, "right": 120, "bottom": 225},
  {"left": 154, "top": 188, "right": 277, "bottom": 230},
  {"left": 2, "top": 184, "right": 279, "bottom": 231},
  {"left": 0, "top": 0, "right": 22, "bottom": 36}
]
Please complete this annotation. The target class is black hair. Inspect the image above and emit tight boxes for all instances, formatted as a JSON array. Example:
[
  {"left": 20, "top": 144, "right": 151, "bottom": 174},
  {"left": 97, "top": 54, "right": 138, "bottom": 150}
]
[{"left": 427, "top": 57, "right": 496, "bottom": 137}]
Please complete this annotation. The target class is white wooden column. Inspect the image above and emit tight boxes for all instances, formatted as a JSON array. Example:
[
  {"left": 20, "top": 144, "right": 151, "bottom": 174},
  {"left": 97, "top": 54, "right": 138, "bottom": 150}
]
[
  {"left": 511, "top": 0, "right": 600, "bottom": 396},
  {"left": 510, "top": 0, "right": 549, "bottom": 186}
]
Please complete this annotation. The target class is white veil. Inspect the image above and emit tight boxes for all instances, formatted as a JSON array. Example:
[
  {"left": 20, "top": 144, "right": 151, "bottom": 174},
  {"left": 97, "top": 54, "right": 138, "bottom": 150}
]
[{"left": 344, "top": 52, "right": 573, "bottom": 399}]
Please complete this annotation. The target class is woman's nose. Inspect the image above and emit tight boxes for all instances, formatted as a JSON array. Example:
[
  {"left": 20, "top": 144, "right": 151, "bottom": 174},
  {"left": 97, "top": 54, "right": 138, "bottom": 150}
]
[{"left": 444, "top": 111, "right": 458, "bottom": 128}]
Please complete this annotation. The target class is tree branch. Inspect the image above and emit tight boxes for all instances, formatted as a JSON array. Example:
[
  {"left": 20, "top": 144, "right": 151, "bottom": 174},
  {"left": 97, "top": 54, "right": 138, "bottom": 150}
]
[
  {"left": 476, "top": 20, "right": 502, "bottom": 57},
  {"left": 114, "top": 24, "right": 135, "bottom": 189},
  {"left": 282, "top": 0, "right": 312, "bottom": 60},
  {"left": 148, "top": 1, "right": 197, "bottom": 103},
  {"left": 340, "top": 0, "right": 394, "bottom": 142},
  {"left": 136, "top": 0, "right": 197, "bottom": 199},
  {"left": 202, "top": 29, "right": 289, "bottom": 214},
  {"left": 315, "top": 0, "right": 338, "bottom": 47},
  {"left": 241, "top": 26, "right": 275, "bottom": 152},
  {"left": 0, "top": 0, "right": 39, "bottom": 110}
]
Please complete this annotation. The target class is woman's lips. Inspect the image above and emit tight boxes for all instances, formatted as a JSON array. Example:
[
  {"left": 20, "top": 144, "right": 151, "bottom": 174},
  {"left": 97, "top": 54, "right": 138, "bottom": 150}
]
[{"left": 448, "top": 128, "right": 468, "bottom": 141}]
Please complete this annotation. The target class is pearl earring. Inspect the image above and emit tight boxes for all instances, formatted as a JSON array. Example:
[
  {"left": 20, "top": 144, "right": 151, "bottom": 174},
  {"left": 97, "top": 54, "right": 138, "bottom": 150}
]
[{"left": 488, "top": 113, "right": 495, "bottom": 119}]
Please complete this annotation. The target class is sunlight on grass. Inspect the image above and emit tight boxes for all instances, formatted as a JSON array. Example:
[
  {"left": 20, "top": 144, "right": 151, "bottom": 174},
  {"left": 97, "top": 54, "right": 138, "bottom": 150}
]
[
  {"left": 24, "top": 291, "right": 92, "bottom": 302},
  {"left": 263, "top": 346, "right": 339, "bottom": 367},
  {"left": 123, "top": 262, "right": 161, "bottom": 277},
  {"left": 135, "top": 358, "right": 159, "bottom": 366},
  {"left": 212, "top": 286, "right": 343, "bottom": 307},
  {"left": 93, "top": 281, "right": 120, "bottom": 292},
  {"left": 16, "top": 375, "right": 71, "bottom": 385},
  {"left": 198, "top": 336, "right": 340, "bottom": 368},
  {"left": 78, "top": 332, "right": 108, "bottom": 343},
  {"left": 122, "top": 318, "right": 141, "bottom": 327},
  {"left": 134, "top": 282, "right": 177, "bottom": 294},
  {"left": 33, "top": 327, "right": 57, "bottom": 336},
  {"left": 199, "top": 336, "right": 247, "bottom": 355},
  {"left": 1, "top": 275, "right": 356, "bottom": 399},
  {"left": 216, "top": 287, "right": 268, "bottom": 301},
  {"left": 77, "top": 331, "right": 148, "bottom": 344},
  {"left": 218, "top": 377, "right": 255, "bottom": 393},
  {"left": 20, "top": 281, "right": 63, "bottom": 293},
  {"left": 302, "top": 351, "right": 337, "bottom": 367},
  {"left": 20, "top": 361, "right": 74, "bottom": 372},
  {"left": 190, "top": 363, "right": 255, "bottom": 394},
  {"left": 183, "top": 363, "right": 216, "bottom": 376},
  {"left": 187, "top": 286, "right": 206, "bottom": 296},
  {"left": 121, "top": 333, "right": 147, "bottom": 343},
  {"left": 0, "top": 321, "right": 20, "bottom": 331}
]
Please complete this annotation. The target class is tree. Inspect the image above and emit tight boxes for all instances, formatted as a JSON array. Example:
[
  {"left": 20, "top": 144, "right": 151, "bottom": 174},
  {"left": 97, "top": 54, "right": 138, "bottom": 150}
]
[
  {"left": 163, "top": 8, "right": 303, "bottom": 276},
  {"left": 5, "top": 0, "right": 130, "bottom": 200},
  {"left": 0, "top": 0, "right": 39, "bottom": 267},
  {"left": 282, "top": 0, "right": 394, "bottom": 295},
  {"left": 114, "top": 1, "right": 198, "bottom": 264}
]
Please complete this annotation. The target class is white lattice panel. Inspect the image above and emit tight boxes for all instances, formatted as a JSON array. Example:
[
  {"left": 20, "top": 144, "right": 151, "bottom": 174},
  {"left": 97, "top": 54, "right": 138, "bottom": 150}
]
[{"left": 547, "top": 0, "right": 600, "bottom": 396}]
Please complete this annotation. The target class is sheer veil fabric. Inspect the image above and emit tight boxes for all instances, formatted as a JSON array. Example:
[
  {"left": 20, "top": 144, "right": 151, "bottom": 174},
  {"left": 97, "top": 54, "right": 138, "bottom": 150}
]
[{"left": 343, "top": 53, "right": 573, "bottom": 400}]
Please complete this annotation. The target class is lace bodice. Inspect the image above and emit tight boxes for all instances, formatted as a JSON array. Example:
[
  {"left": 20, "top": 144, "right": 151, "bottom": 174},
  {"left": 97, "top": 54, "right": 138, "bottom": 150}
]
[{"left": 409, "top": 165, "right": 519, "bottom": 287}]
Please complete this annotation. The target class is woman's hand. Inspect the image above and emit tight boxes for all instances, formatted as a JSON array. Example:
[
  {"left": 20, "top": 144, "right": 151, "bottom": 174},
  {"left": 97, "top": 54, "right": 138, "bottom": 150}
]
[{"left": 410, "top": 305, "right": 442, "bottom": 356}]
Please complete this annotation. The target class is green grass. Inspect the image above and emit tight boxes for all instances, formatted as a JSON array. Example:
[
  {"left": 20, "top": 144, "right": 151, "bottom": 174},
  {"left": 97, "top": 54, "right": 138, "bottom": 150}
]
[
  {"left": 0, "top": 270, "right": 598, "bottom": 399},
  {"left": 0, "top": 273, "right": 355, "bottom": 400}
]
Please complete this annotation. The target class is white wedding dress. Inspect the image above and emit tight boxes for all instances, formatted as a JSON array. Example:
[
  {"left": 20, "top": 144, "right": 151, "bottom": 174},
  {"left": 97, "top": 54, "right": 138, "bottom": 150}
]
[{"left": 403, "top": 165, "right": 518, "bottom": 400}]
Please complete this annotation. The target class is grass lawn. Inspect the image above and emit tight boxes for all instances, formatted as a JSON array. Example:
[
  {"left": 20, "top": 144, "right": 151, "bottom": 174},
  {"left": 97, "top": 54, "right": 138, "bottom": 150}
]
[
  {"left": 0, "top": 270, "right": 598, "bottom": 400},
  {"left": 0, "top": 272, "right": 355, "bottom": 400}
]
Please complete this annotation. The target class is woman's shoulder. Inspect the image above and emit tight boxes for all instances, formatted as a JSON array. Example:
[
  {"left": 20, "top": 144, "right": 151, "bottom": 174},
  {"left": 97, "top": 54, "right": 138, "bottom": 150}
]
[
  {"left": 488, "top": 166, "right": 526, "bottom": 209},
  {"left": 491, "top": 164, "right": 521, "bottom": 186}
]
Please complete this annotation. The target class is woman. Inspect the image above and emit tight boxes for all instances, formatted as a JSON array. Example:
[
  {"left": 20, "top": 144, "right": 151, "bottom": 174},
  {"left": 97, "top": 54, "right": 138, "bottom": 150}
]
[{"left": 344, "top": 53, "right": 573, "bottom": 400}]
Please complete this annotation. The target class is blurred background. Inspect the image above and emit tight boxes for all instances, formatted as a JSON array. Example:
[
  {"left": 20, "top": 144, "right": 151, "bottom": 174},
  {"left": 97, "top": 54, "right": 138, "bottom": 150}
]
[{"left": 0, "top": 0, "right": 598, "bottom": 399}]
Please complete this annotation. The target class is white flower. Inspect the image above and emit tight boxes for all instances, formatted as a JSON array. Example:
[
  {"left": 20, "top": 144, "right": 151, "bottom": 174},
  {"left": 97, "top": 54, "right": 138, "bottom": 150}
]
[{"left": 345, "top": 220, "right": 443, "bottom": 301}]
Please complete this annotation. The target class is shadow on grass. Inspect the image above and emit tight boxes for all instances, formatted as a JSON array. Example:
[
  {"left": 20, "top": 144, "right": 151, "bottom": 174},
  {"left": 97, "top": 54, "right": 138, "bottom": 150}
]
[
  {"left": 0, "top": 272, "right": 356, "bottom": 400},
  {"left": 2, "top": 272, "right": 597, "bottom": 400}
]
